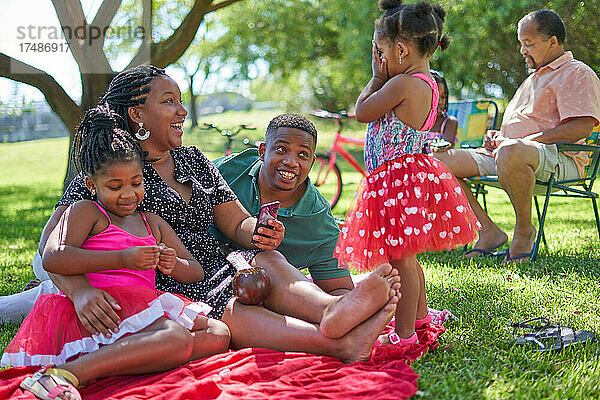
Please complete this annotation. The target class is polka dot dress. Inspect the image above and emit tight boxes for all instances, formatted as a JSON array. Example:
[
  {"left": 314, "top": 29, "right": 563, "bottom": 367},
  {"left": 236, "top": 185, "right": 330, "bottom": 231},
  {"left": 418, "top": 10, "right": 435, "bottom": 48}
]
[
  {"left": 59, "top": 146, "right": 258, "bottom": 319},
  {"left": 334, "top": 153, "right": 481, "bottom": 272}
]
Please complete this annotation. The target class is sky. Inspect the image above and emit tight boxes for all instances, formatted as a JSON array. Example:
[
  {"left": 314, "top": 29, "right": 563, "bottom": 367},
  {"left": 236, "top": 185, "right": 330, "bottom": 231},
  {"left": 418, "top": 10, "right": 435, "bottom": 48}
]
[
  {"left": 0, "top": 0, "right": 244, "bottom": 106},
  {"left": 0, "top": 0, "right": 98, "bottom": 104}
]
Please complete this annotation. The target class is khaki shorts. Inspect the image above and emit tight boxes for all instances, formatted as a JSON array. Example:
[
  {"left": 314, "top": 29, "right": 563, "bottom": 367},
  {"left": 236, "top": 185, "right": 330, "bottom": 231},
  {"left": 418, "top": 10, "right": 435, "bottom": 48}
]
[{"left": 468, "top": 142, "right": 580, "bottom": 186}]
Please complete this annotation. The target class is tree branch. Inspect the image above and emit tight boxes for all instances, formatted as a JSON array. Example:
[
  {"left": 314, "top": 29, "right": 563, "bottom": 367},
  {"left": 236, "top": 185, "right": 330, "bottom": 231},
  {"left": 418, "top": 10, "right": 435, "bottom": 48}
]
[
  {"left": 91, "top": 0, "right": 123, "bottom": 34},
  {"left": 207, "top": 0, "right": 243, "bottom": 13},
  {"left": 127, "top": 0, "right": 243, "bottom": 70},
  {"left": 51, "top": 0, "right": 112, "bottom": 74},
  {"left": 0, "top": 53, "right": 82, "bottom": 134},
  {"left": 51, "top": 0, "right": 86, "bottom": 66}
]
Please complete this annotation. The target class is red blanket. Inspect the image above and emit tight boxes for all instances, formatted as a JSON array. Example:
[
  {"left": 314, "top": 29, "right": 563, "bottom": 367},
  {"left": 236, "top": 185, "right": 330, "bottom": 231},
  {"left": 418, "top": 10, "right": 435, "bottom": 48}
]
[{"left": 0, "top": 324, "right": 443, "bottom": 399}]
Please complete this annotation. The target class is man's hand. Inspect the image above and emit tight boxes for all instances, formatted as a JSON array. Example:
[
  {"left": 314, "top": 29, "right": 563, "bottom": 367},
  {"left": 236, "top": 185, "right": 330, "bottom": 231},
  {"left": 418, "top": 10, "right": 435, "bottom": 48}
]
[
  {"left": 252, "top": 219, "right": 285, "bottom": 251},
  {"left": 120, "top": 245, "right": 160, "bottom": 270},
  {"left": 372, "top": 41, "right": 388, "bottom": 81},
  {"left": 483, "top": 130, "right": 500, "bottom": 151},
  {"left": 157, "top": 243, "right": 177, "bottom": 275},
  {"left": 72, "top": 287, "right": 121, "bottom": 337}
]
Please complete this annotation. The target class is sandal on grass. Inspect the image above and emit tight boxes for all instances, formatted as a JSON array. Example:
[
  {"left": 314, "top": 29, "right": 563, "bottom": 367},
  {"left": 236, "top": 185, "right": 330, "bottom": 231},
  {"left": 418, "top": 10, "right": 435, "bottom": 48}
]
[
  {"left": 20, "top": 364, "right": 81, "bottom": 400},
  {"left": 462, "top": 244, "right": 507, "bottom": 259},
  {"left": 511, "top": 317, "right": 596, "bottom": 352}
]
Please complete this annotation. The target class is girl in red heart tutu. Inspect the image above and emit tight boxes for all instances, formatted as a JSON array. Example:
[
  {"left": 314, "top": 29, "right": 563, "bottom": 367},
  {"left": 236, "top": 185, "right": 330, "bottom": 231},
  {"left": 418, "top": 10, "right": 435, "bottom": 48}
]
[{"left": 334, "top": 0, "right": 480, "bottom": 346}]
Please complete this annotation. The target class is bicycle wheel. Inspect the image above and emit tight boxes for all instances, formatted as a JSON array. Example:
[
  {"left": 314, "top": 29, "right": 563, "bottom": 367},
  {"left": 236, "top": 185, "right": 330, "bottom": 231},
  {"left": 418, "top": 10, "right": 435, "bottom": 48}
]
[{"left": 310, "top": 153, "right": 343, "bottom": 210}]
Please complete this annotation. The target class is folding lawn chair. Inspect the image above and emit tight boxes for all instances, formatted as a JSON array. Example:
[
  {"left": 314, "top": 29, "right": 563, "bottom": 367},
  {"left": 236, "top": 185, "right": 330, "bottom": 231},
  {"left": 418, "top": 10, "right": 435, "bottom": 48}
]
[
  {"left": 467, "top": 126, "right": 600, "bottom": 260},
  {"left": 446, "top": 100, "right": 499, "bottom": 148}
]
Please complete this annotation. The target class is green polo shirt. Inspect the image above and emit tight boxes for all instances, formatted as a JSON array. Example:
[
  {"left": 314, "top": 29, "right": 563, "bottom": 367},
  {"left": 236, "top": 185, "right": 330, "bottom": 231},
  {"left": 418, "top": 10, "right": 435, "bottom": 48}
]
[{"left": 211, "top": 148, "right": 348, "bottom": 281}]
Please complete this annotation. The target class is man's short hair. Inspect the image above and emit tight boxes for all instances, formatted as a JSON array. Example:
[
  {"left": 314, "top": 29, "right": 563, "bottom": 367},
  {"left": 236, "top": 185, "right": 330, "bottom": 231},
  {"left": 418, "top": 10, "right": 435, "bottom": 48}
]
[
  {"left": 525, "top": 9, "right": 566, "bottom": 44},
  {"left": 265, "top": 113, "right": 318, "bottom": 147}
]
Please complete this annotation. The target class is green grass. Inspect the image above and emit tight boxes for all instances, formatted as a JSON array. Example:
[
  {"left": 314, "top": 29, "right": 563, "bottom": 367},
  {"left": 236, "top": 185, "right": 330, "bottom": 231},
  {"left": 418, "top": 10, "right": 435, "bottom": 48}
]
[{"left": 1, "top": 110, "right": 600, "bottom": 399}]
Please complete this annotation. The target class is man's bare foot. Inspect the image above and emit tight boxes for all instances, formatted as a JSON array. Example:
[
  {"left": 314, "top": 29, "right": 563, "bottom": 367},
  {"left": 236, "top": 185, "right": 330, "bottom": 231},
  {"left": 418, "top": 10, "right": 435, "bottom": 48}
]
[
  {"left": 464, "top": 229, "right": 508, "bottom": 259},
  {"left": 320, "top": 263, "right": 401, "bottom": 339},
  {"left": 504, "top": 225, "right": 536, "bottom": 263},
  {"left": 336, "top": 296, "right": 398, "bottom": 363}
]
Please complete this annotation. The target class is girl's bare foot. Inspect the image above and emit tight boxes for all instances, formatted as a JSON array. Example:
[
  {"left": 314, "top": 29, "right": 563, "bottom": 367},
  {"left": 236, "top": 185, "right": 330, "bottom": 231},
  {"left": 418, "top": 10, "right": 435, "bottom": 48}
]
[
  {"left": 320, "top": 263, "right": 401, "bottom": 339},
  {"left": 336, "top": 296, "right": 398, "bottom": 363}
]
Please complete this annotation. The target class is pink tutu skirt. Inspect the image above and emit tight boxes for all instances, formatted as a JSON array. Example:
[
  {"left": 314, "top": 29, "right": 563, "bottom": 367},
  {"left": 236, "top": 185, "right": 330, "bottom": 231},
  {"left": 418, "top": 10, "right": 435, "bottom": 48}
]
[
  {"left": 334, "top": 154, "right": 481, "bottom": 271},
  {"left": 1, "top": 286, "right": 211, "bottom": 367}
]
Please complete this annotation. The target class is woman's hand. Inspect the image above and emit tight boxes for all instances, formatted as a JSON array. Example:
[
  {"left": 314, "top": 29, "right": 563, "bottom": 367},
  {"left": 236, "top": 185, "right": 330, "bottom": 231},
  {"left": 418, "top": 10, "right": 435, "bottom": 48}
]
[
  {"left": 72, "top": 286, "right": 122, "bottom": 337},
  {"left": 120, "top": 245, "right": 160, "bottom": 270},
  {"left": 252, "top": 219, "right": 285, "bottom": 251},
  {"left": 157, "top": 243, "right": 177, "bottom": 275},
  {"left": 372, "top": 41, "right": 388, "bottom": 81}
]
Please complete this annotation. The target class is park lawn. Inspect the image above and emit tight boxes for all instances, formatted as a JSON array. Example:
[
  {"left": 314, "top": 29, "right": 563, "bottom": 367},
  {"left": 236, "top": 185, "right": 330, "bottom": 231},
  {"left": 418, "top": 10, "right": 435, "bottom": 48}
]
[{"left": 1, "top": 110, "right": 599, "bottom": 399}]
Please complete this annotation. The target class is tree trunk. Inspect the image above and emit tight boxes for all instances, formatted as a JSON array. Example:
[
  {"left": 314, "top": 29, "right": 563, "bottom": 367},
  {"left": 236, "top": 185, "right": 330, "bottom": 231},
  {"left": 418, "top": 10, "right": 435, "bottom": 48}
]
[
  {"left": 189, "top": 74, "right": 198, "bottom": 128},
  {"left": 62, "top": 72, "right": 118, "bottom": 189},
  {"left": 2, "top": 0, "right": 244, "bottom": 191}
]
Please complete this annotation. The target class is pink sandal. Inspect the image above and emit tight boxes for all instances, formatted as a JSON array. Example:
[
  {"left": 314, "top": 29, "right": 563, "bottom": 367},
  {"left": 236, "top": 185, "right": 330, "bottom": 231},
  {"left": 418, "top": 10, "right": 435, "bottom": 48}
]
[{"left": 375, "top": 331, "right": 419, "bottom": 346}]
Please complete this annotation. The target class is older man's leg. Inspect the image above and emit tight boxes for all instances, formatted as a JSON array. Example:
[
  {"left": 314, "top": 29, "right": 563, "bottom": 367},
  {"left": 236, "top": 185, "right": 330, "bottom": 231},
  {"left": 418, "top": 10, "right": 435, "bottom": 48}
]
[
  {"left": 495, "top": 139, "right": 540, "bottom": 257},
  {"left": 434, "top": 149, "right": 508, "bottom": 255}
]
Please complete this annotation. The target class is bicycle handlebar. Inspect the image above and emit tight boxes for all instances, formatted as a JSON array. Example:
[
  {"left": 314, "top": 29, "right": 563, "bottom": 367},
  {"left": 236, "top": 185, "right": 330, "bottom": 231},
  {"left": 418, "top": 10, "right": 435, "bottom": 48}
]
[
  {"left": 201, "top": 123, "right": 256, "bottom": 137},
  {"left": 311, "top": 109, "right": 355, "bottom": 120}
]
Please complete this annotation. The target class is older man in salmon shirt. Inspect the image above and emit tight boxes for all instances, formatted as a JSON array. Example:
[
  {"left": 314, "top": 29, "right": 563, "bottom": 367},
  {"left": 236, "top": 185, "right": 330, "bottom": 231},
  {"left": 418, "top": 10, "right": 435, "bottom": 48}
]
[{"left": 435, "top": 9, "right": 600, "bottom": 262}]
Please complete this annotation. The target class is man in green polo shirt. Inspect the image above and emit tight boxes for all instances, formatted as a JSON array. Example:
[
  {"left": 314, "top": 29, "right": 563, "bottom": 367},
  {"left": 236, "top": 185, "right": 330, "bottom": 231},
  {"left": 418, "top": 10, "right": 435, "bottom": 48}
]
[{"left": 211, "top": 113, "right": 354, "bottom": 295}]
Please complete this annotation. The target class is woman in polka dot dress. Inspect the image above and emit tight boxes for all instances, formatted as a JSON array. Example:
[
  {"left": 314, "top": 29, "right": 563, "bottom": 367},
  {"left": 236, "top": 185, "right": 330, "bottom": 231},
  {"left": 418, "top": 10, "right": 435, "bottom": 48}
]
[{"left": 334, "top": 0, "right": 480, "bottom": 346}]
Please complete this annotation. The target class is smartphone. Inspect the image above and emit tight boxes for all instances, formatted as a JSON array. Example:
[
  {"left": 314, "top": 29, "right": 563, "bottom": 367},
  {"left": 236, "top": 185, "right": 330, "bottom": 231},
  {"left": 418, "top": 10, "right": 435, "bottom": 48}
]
[{"left": 252, "top": 201, "right": 280, "bottom": 243}]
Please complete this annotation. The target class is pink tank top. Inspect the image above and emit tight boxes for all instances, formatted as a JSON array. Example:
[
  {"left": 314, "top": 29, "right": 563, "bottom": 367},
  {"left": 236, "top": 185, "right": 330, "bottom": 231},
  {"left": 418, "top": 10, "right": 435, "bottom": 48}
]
[{"left": 82, "top": 201, "right": 157, "bottom": 290}]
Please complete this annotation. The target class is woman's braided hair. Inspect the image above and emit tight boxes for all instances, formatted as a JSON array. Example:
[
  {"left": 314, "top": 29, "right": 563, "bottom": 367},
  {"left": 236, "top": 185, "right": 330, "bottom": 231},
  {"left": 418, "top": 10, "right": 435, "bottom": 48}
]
[
  {"left": 98, "top": 65, "right": 166, "bottom": 131},
  {"left": 376, "top": 0, "right": 449, "bottom": 56},
  {"left": 76, "top": 103, "right": 144, "bottom": 178},
  {"left": 72, "top": 65, "right": 166, "bottom": 169}
]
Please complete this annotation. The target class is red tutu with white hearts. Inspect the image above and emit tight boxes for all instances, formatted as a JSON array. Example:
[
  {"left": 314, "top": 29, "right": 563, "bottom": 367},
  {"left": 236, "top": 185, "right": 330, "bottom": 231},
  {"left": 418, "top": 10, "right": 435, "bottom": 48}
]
[
  {"left": 0, "top": 285, "right": 211, "bottom": 367},
  {"left": 334, "top": 154, "right": 480, "bottom": 271}
]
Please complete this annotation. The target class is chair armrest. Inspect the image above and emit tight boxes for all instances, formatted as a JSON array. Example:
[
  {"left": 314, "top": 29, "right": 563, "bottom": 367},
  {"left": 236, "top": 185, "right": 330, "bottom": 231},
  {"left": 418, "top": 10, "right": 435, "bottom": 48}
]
[{"left": 555, "top": 142, "right": 600, "bottom": 153}]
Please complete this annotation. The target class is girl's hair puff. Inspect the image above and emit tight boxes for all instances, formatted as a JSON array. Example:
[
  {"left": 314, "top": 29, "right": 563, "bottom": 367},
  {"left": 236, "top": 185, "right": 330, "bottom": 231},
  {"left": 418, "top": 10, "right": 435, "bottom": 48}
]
[
  {"left": 376, "top": 0, "right": 450, "bottom": 56},
  {"left": 75, "top": 103, "right": 144, "bottom": 178}
]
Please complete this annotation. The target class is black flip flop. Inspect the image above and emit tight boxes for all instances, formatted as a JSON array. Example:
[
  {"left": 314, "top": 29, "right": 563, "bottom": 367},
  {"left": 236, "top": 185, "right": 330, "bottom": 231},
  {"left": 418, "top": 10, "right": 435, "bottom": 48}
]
[
  {"left": 511, "top": 317, "right": 595, "bottom": 352},
  {"left": 502, "top": 251, "right": 532, "bottom": 264},
  {"left": 463, "top": 244, "right": 507, "bottom": 258}
]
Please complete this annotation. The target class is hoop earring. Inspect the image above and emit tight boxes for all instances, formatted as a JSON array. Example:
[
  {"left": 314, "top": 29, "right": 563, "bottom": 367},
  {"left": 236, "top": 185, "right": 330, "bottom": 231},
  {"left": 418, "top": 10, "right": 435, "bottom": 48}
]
[{"left": 135, "top": 122, "right": 150, "bottom": 141}]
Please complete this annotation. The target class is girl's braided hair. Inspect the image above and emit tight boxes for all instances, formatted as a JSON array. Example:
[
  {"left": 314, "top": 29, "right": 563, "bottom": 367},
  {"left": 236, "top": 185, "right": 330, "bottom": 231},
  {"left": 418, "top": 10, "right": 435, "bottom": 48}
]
[
  {"left": 376, "top": 0, "right": 450, "bottom": 56},
  {"left": 430, "top": 70, "right": 449, "bottom": 114},
  {"left": 75, "top": 103, "right": 144, "bottom": 178}
]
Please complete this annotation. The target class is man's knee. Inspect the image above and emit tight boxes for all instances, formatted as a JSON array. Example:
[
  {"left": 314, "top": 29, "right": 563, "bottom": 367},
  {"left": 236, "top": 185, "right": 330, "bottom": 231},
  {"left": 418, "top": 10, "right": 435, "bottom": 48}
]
[
  {"left": 253, "top": 250, "right": 289, "bottom": 266},
  {"left": 496, "top": 139, "right": 537, "bottom": 171}
]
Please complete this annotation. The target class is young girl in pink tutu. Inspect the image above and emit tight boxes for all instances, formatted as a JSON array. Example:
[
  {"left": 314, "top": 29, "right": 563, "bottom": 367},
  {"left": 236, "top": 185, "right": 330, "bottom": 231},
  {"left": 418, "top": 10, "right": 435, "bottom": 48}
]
[
  {"left": 334, "top": 0, "right": 480, "bottom": 346},
  {"left": 1, "top": 106, "right": 229, "bottom": 400}
]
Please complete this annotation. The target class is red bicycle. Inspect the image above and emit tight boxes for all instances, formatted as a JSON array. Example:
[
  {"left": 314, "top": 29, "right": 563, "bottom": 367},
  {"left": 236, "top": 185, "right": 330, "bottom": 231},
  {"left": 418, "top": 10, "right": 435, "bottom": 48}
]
[{"left": 310, "top": 109, "right": 368, "bottom": 210}]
